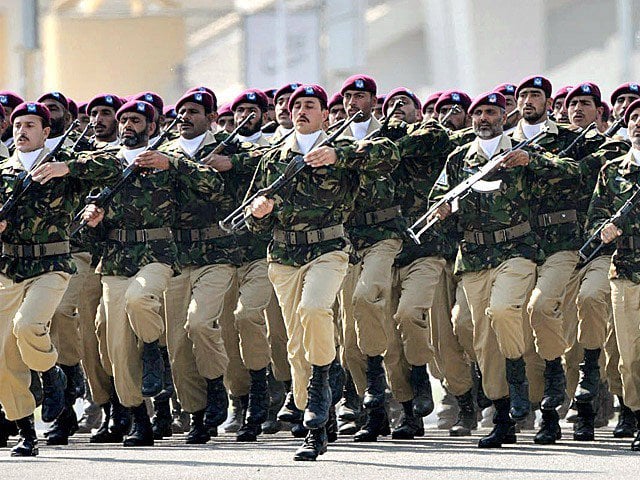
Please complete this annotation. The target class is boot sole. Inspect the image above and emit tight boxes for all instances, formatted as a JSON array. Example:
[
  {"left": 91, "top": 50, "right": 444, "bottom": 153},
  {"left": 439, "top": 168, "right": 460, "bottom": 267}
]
[{"left": 11, "top": 448, "right": 39, "bottom": 457}]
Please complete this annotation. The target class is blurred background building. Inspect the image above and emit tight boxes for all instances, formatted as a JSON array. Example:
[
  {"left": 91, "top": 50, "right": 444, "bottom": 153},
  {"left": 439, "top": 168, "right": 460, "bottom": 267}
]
[{"left": 0, "top": 0, "right": 639, "bottom": 104}]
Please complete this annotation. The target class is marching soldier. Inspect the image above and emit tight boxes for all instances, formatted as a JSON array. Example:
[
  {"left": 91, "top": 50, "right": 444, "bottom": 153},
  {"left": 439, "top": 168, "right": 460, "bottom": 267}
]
[
  {"left": 552, "top": 86, "right": 573, "bottom": 124},
  {"left": 216, "top": 103, "right": 235, "bottom": 134},
  {"left": 270, "top": 83, "right": 299, "bottom": 142},
  {"left": 435, "top": 90, "right": 471, "bottom": 132},
  {"left": 328, "top": 93, "right": 346, "bottom": 125},
  {"left": 37, "top": 92, "right": 75, "bottom": 151},
  {"left": 422, "top": 91, "right": 443, "bottom": 123},
  {"left": 610, "top": 83, "right": 640, "bottom": 140},
  {"left": 493, "top": 83, "right": 520, "bottom": 133},
  {"left": 0, "top": 91, "right": 25, "bottom": 155},
  {"left": 341, "top": 75, "right": 381, "bottom": 139}
]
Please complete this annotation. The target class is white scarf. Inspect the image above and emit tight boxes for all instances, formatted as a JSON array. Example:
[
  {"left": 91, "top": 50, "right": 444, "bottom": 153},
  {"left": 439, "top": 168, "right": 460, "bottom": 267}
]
[
  {"left": 295, "top": 130, "right": 322, "bottom": 155},
  {"left": 122, "top": 146, "right": 146, "bottom": 166},
  {"left": 618, "top": 127, "right": 629, "bottom": 140},
  {"left": 522, "top": 120, "right": 546, "bottom": 140},
  {"left": 18, "top": 148, "right": 44, "bottom": 171},
  {"left": 238, "top": 131, "right": 263, "bottom": 144},
  {"left": 44, "top": 136, "right": 64, "bottom": 152},
  {"left": 478, "top": 136, "right": 501, "bottom": 159},
  {"left": 631, "top": 148, "right": 640, "bottom": 166},
  {"left": 351, "top": 118, "right": 371, "bottom": 140},
  {"left": 178, "top": 132, "right": 206, "bottom": 158}
]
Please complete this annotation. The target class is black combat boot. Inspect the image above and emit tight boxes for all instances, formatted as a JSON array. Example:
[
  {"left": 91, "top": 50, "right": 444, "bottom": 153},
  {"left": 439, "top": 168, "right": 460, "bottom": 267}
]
[
  {"left": 41, "top": 365, "right": 67, "bottom": 422},
  {"left": 262, "top": 367, "right": 285, "bottom": 434},
  {"left": 338, "top": 371, "right": 361, "bottom": 422},
  {"left": 534, "top": 408, "right": 561, "bottom": 445},
  {"left": 141, "top": 341, "right": 164, "bottom": 397},
  {"left": 152, "top": 346, "right": 175, "bottom": 405},
  {"left": 123, "top": 402, "right": 154, "bottom": 447},
  {"left": 222, "top": 395, "right": 243, "bottom": 433},
  {"left": 363, "top": 355, "right": 386, "bottom": 410},
  {"left": 478, "top": 397, "right": 516, "bottom": 448},
  {"left": 573, "top": 401, "right": 595, "bottom": 441},
  {"left": 109, "top": 386, "right": 131, "bottom": 440},
  {"left": 186, "top": 410, "right": 210, "bottom": 445},
  {"left": 303, "top": 364, "right": 332, "bottom": 430},
  {"left": 505, "top": 357, "right": 530, "bottom": 421},
  {"left": 392, "top": 401, "right": 423, "bottom": 440},
  {"left": 353, "top": 407, "right": 390, "bottom": 442},
  {"left": 151, "top": 398, "right": 173, "bottom": 440},
  {"left": 171, "top": 395, "right": 190, "bottom": 434},
  {"left": 246, "top": 368, "right": 269, "bottom": 425},
  {"left": 329, "top": 358, "right": 346, "bottom": 407},
  {"left": 46, "top": 364, "right": 79, "bottom": 445},
  {"left": 237, "top": 395, "right": 261, "bottom": 442},
  {"left": 614, "top": 396, "right": 638, "bottom": 438},
  {"left": 290, "top": 421, "right": 308, "bottom": 438},
  {"left": 326, "top": 405, "right": 338, "bottom": 443},
  {"left": 294, "top": 427, "right": 328, "bottom": 461},
  {"left": 410, "top": 364, "right": 434, "bottom": 417},
  {"left": 0, "top": 406, "right": 17, "bottom": 448},
  {"left": 30, "top": 370, "right": 43, "bottom": 407},
  {"left": 204, "top": 376, "right": 229, "bottom": 428},
  {"left": 450, "top": 390, "right": 477, "bottom": 437},
  {"left": 70, "top": 364, "right": 86, "bottom": 399},
  {"left": 278, "top": 390, "right": 303, "bottom": 423},
  {"left": 90, "top": 403, "right": 119, "bottom": 443},
  {"left": 541, "top": 357, "right": 566, "bottom": 410},
  {"left": 575, "top": 348, "right": 601, "bottom": 402},
  {"left": 632, "top": 411, "right": 640, "bottom": 451},
  {"left": 473, "top": 363, "right": 492, "bottom": 409},
  {"left": 11, "top": 415, "right": 38, "bottom": 457}
]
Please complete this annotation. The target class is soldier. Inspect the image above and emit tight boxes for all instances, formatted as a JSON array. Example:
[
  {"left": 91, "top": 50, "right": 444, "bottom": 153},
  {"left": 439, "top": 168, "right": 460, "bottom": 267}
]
[
  {"left": 37, "top": 92, "right": 75, "bottom": 151},
  {"left": 270, "top": 83, "right": 299, "bottom": 142},
  {"left": 0, "top": 105, "right": 8, "bottom": 160},
  {"left": 373, "top": 95, "right": 385, "bottom": 120},
  {"left": 588, "top": 97, "right": 640, "bottom": 451},
  {"left": 0, "top": 101, "right": 119, "bottom": 456},
  {"left": 552, "top": 86, "right": 573, "bottom": 124},
  {"left": 422, "top": 91, "right": 443, "bottom": 123},
  {"left": 77, "top": 102, "right": 91, "bottom": 133},
  {"left": 382, "top": 88, "right": 421, "bottom": 125},
  {"left": 341, "top": 75, "right": 381, "bottom": 139},
  {"left": 246, "top": 84, "right": 399, "bottom": 461},
  {"left": 90, "top": 94, "right": 122, "bottom": 149},
  {"left": 435, "top": 90, "right": 471, "bottom": 132},
  {"left": 216, "top": 103, "right": 235, "bottom": 134},
  {"left": 493, "top": 83, "right": 520, "bottom": 133},
  {"left": 132, "top": 92, "right": 166, "bottom": 144},
  {"left": 328, "top": 93, "right": 346, "bottom": 125},
  {"left": 0, "top": 91, "right": 25, "bottom": 154},
  {"left": 233, "top": 89, "right": 271, "bottom": 146},
  {"left": 610, "top": 83, "right": 640, "bottom": 140}
]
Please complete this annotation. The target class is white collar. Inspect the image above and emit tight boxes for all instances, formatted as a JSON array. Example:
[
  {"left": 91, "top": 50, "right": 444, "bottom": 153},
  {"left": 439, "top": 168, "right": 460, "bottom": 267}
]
[
  {"left": 44, "top": 136, "right": 63, "bottom": 151},
  {"left": 522, "top": 119, "right": 547, "bottom": 139},
  {"left": 122, "top": 146, "right": 147, "bottom": 166},
  {"left": 618, "top": 127, "right": 629, "bottom": 140},
  {"left": 478, "top": 135, "right": 501, "bottom": 159},
  {"left": 631, "top": 148, "right": 640, "bottom": 166},
  {"left": 17, "top": 148, "right": 44, "bottom": 171},
  {"left": 238, "top": 131, "right": 263, "bottom": 144},
  {"left": 351, "top": 118, "right": 372, "bottom": 140},
  {"left": 178, "top": 132, "right": 206, "bottom": 158},
  {"left": 4, "top": 138, "right": 14, "bottom": 148},
  {"left": 295, "top": 130, "right": 322, "bottom": 154}
]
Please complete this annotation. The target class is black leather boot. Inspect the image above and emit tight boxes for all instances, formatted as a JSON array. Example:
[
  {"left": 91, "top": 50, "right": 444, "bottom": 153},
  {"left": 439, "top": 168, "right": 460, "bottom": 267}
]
[
  {"left": 204, "top": 376, "right": 229, "bottom": 428},
  {"left": 11, "top": 415, "right": 38, "bottom": 457},
  {"left": 632, "top": 411, "right": 640, "bottom": 451},
  {"left": 614, "top": 397, "right": 638, "bottom": 438},
  {"left": 90, "top": 403, "right": 121, "bottom": 443},
  {"left": 46, "top": 364, "right": 79, "bottom": 445},
  {"left": 186, "top": 410, "right": 210, "bottom": 445},
  {"left": 30, "top": 370, "right": 43, "bottom": 407},
  {"left": 290, "top": 420, "right": 308, "bottom": 438},
  {"left": 326, "top": 405, "right": 338, "bottom": 443},
  {"left": 393, "top": 401, "right": 423, "bottom": 439},
  {"left": 70, "top": 364, "right": 86, "bottom": 399},
  {"left": 353, "top": 407, "right": 390, "bottom": 442},
  {"left": 338, "top": 370, "right": 361, "bottom": 423},
  {"left": 534, "top": 408, "right": 561, "bottom": 445},
  {"left": 478, "top": 397, "right": 516, "bottom": 448},
  {"left": 450, "top": 390, "right": 477, "bottom": 437},
  {"left": 236, "top": 395, "right": 261, "bottom": 442},
  {"left": 329, "top": 358, "right": 346, "bottom": 407},
  {"left": 141, "top": 341, "right": 164, "bottom": 397},
  {"left": 363, "top": 355, "right": 386, "bottom": 410},
  {"left": 278, "top": 390, "right": 303, "bottom": 423},
  {"left": 151, "top": 398, "right": 172, "bottom": 440},
  {"left": 573, "top": 401, "right": 595, "bottom": 441},
  {"left": 123, "top": 402, "right": 154, "bottom": 447},
  {"left": 505, "top": 357, "right": 530, "bottom": 421},
  {"left": 152, "top": 346, "right": 175, "bottom": 403},
  {"left": 294, "top": 427, "right": 328, "bottom": 461},
  {"left": 410, "top": 364, "right": 434, "bottom": 417},
  {"left": 541, "top": 357, "right": 566, "bottom": 410},
  {"left": 304, "top": 364, "right": 332, "bottom": 429},
  {"left": 0, "top": 406, "right": 17, "bottom": 448},
  {"left": 41, "top": 366, "right": 67, "bottom": 422},
  {"left": 262, "top": 367, "right": 285, "bottom": 434},
  {"left": 575, "top": 348, "right": 601, "bottom": 402},
  {"left": 247, "top": 368, "right": 269, "bottom": 425},
  {"left": 473, "top": 363, "right": 492, "bottom": 409}
]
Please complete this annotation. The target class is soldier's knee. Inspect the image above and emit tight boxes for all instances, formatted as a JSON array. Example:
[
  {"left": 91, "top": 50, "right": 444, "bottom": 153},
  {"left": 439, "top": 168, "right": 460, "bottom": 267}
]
[
  {"left": 393, "top": 305, "right": 423, "bottom": 329},
  {"left": 576, "top": 288, "right": 606, "bottom": 312},
  {"left": 124, "top": 290, "right": 158, "bottom": 315},
  {"left": 527, "top": 291, "right": 559, "bottom": 323},
  {"left": 297, "top": 301, "right": 328, "bottom": 323},
  {"left": 352, "top": 285, "right": 384, "bottom": 310},
  {"left": 13, "top": 316, "right": 44, "bottom": 340}
]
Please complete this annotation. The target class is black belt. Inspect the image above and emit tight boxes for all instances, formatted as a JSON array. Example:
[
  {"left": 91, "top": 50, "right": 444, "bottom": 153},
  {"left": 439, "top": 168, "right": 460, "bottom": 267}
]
[
  {"left": 616, "top": 235, "right": 640, "bottom": 250},
  {"left": 174, "top": 225, "right": 231, "bottom": 243},
  {"left": 463, "top": 221, "right": 531, "bottom": 245},
  {"left": 348, "top": 205, "right": 402, "bottom": 227},
  {"left": 2, "top": 241, "right": 70, "bottom": 258},
  {"left": 273, "top": 224, "right": 345, "bottom": 246},
  {"left": 108, "top": 227, "right": 173, "bottom": 243},
  {"left": 535, "top": 209, "right": 578, "bottom": 227}
]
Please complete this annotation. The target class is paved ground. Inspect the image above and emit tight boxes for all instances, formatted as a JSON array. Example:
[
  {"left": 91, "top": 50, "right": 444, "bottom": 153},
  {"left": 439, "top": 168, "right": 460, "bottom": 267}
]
[{"left": 1, "top": 423, "right": 638, "bottom": 480}]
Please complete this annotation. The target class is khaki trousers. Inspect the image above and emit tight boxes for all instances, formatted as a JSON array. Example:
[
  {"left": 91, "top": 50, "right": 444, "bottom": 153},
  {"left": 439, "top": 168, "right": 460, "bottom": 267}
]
[
  {"left": 604, "top": 318, "right": 623, "bottom": 397},
  {"left": 102, "top": 263, "right": 173, "bottom": 408},
  {"left": 164, "top": 264, "right": 232, "bottom": 413},
  {"left": 462, "top": 257, "right": 536, "bottom": 401},
  {"left": 452, "top": 281, "right": 476, "bottom": 361},
  {"left": 265, "top": 293, "right": 291, "bottom": 382},
  {"left": 611, "top": 279, "right": 640, "bottom": 411},
  {"left": 268, "top": 251, "right": 349, "bottom": 410},
  {"left": 0, "top": 271, "right": 71, "bottom": 420}
]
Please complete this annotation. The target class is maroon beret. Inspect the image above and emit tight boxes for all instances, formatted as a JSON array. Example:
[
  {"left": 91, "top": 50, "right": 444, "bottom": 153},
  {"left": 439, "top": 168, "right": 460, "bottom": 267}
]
[
  {"left": 163, "top": 105, "right": 177, "bottom": 118},
  {"left": 0, "top": 91, "right": 24, "bottom": 110},
  {"left": 493, "top": 83, "right": 517, "bottom": 97},
  {"left": 434, "top": 90, "right": 472, "bottom": 114},
  {"left": 552, "top": 85, "right": 573, "bottom": 103},
  {"left": 0, "top": 104, "right": 5, "bottom": 120},
  {"left": 288, "top": 84, "right": 328, "bottom": 111},
  {"left": 601, "top": 101, "right": 611, "bottom": 120},
  {"left": 78, "top": 102, "right": 88, "bottom": 115},
  {"left": 516, "top": 75, "right": 553, "bottom": 98},
  {"left": 186, "top": 86, "right": 218, "bottom": 112},
  {"left": 376, "top": 95, "right": 385, "bottom": 105},
  {"left": 328, "top": 92, "right": 344, "bottom": 110},
  {"left": 422, "top": 91, "right": 443, "bottom": 114},
  {"left": 133, "top": 92, "right": 164, "bottom": 113},
  {"left": 175, "top": 91, "right": 215, "bottom": 115},
  {"left": 10, "top": 102, "right": 51, "bottom": 127},
  {"left": 274, "top": 83, "right": 301, "bottom": 102},
  {"left": 264, "top": 88, "right": 277, "bottom": 99},
  {"left": 37, "top": 91, "right": 69, "bottom": 110},
  {"left": 611, "top": 82, "right": 640, "bottom": 104},
  {"left": 564, "top": 82, "right": 602, "bottom": 109},
  {"left": 116, "top": 100, "right": 156, "bottom": 123},
  {"left": 624, "top": 98, "right": 640, "bottom": 126},
  {"left": 232, "top": 89, "right": 269, "bottom": 112},
  {"left": 217, "top": 102, "right": 233, "bottom": 118},
  {"left": 469, "top": 91, "right": 506, "bottom": 114},
  {"left": 87, "top": 93, "right": 124, "bottom": 115},
  {"left": 383, "top": 87, "right": 421, "bottom": 114},
  {"left": 340, "top": 74, "right": 377, "bottom": 96},
  {"left": 67, "top": 98, "right": 78, "bottom": 119}
]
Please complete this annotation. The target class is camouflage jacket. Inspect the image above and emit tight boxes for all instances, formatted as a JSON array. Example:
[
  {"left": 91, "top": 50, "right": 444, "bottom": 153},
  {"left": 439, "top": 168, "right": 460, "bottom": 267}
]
[
  {"left": 0, "top": 147, "right": 120, "bottom": 282},
  {"left": 588, "top": 151, "right": 640, "bottom": 284},
  {"left": 439, "top": 133, "right": 578, "bottom": 274},
  {"left": 245, "top": 130, "right": 400, "bottom": 267},
  {"left": 448, "top": 127, "right": 476, "bottom": 149},
  {"left": 159, "top": 131, "right": 242, "bottom": 267},
  {"left": 92, "top": 146, "right": 223, "bottom": 277},
  {"left": 0, "top": 142, "right": 9, "bottom": 160}
]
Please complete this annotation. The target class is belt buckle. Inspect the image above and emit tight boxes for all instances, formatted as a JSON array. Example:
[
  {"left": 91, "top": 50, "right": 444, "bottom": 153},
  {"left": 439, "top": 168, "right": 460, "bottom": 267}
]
[
  {"left": 23, "top": 244, "right": 35, "bottom": 257},
  {"left": 141, "top": 230, "right": 149, "bottom": 242},
  {"left": 286, "top": 231, "right": 296, "bottom": 245},
  {"left": 116, "top": 230, "right": 126, "bottom": 243},
  {"left": 368, "top": 212, "right": 378, "bottom": 224},
  {"left": 540, "top": 214, "right": 551, "bottom": 227},
  {"left": 316, "top": 229, "right": 325, "bottom": 242},
  {"left": 494, "top": 229, "right": 508, "bottom": 243},
  {"left": 473, "top": 231, "right": 484, "bottom": 245}
]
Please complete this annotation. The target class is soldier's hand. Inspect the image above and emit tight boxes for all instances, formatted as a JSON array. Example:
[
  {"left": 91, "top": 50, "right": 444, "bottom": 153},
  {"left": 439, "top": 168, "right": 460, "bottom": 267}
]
[
  {"left": 203, "top": 153, "right": 233, "bottom": 172},
  {"left": 250, "top": 195, "right": 274, "bottom": 219},
  {"left": 135, "top": 151, "right": 170, "bottom": 171},
  {"left": 304, "top": 146, "right": 337, "bottom": 168},
  {"left": 0, "top": 220, "right": 6, "bottom": 234},
  {"left": 32, "top": 162, "right": 70, "bottom": 184},
  {"left": 82, "top": 204, "right": 105, "bottom": 227},
  {"left": 429, "top": 202, "right": 452, "bottom": 222},
  {"left": 501, "top": 149, "right": 530, "bottom": 168},
  {"left": 600, "top": 223, "right": 622, "bottom": 244}
]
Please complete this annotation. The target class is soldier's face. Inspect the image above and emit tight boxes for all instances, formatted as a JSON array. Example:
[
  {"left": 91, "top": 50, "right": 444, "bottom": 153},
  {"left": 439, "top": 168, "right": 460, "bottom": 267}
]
[
  {"left": 234, "top": 103, "right": 264, "bottom": 136},
  {"left": 217, "top": 115, "right": 235, "bottom": 134},
  {"left": 275, "top": 93, "right": 293, "bottom": 129},
  {"left": 517, "top": 88, "right": 550, "bottom": 124},
  {"left": 13, "top": 115, "right": 50, "bottom": 153},
  {"left": 118, "top": 112, "right": 152, "bottom": 148},
  {"left": 373, "top": 103, "right": 383, "bottom": 120},
  {"left": 292, "top": 97, "right": 327, "bottom": 134},
  {"left": 613, "top": 93, "right": 640, "bottom": 120},
  {"left": 472, "top": 105, "right": 505, "bottom": 140},
  {"left": 78, "top": 113, "right": 91, "bottom": 132},
  {"left": 0, "top": 115, "right": 7, "bottom": 138},
  {"left": 423, "top": 103, "right": 436, "bottom": 122},
  {"left": 91, "top": 106, "right": 117, "bottom": 141},
  {"left": 386, "top": 95, "right": 417, "bottom": 124},
  {"left": 504, "top": 95, "right": 520, "bottom": 128},
  {"left": 328, "top": 104, "right": 346, "bottom": 125},
  {"left": 42, "top": 99, "right": 68, "bottom": 136},
  {"left": 438, "top": 104, "right": 466, "bottom": 130},
  {"left": 179, "top": 102, "right": 213, "bottom": 139},
  {"left": 553, "top": 97, "right": 569, "bottom": 123},
  {"left": 266, "top": 100, "right": 276, "bottom": 122},
  {"left": 568, "top": 96, "right": 602, "bottom": 129},
  {"left": 628, "top": 108, "right": 640, "bottom": 149},
  {"left": 343, "top": 90, "right": 374, "bottom": 120}
]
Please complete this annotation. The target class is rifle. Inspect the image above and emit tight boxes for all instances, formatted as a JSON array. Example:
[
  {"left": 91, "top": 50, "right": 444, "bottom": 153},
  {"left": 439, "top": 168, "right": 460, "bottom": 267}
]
[
  {"left": 70, "top": 113, "right": 184, "bottom": 236},
  {"left": 406, "top": 127, "right": 549, "bottom": 244},
  {"left": 219, "top": 110, "right": 365, "bottom": 233},
  {"left": 439, "top": 104, "right": 462, "bottom": 127},
  {"left": 557, "top": 122, "right": 597, "bottom": 157},
  {"left": 72, "top": 121, "right": 94, "bottom": 152},
  {"left": 363, "top": 99, "right": 405, "bottom": 140},
  {"left": 0, "top": 120, "right": 79, "bottom": 222},
  {"left": 578, "top": 187, "right": 640, "bottom": 264},
  {"left": 604, "top": 117, "right": 625, "bottom": 138},
  {"left": 206, "top": 112, "right": 256, "bottom": 157}
]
